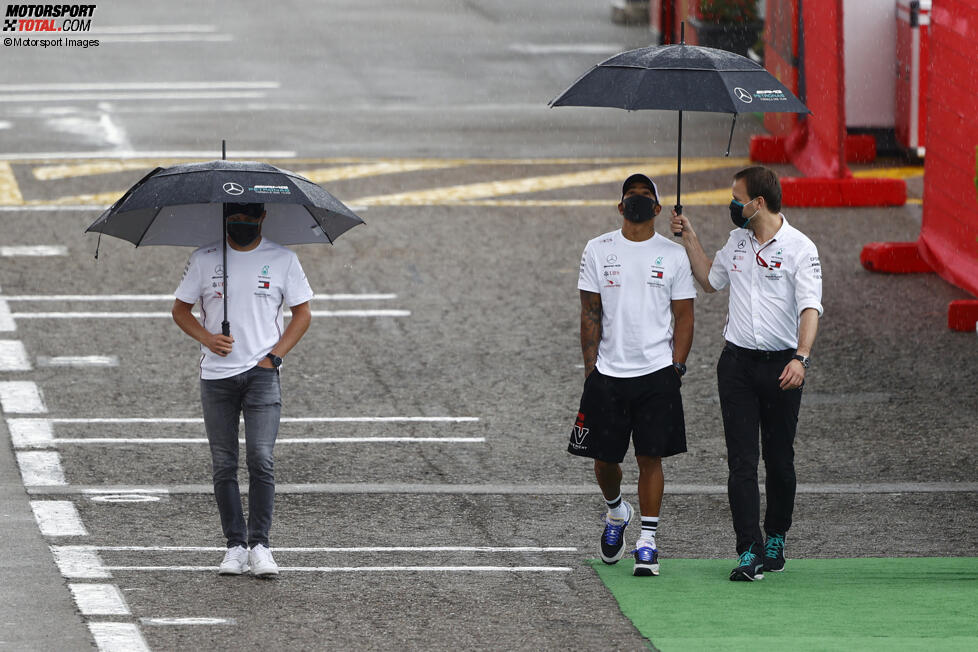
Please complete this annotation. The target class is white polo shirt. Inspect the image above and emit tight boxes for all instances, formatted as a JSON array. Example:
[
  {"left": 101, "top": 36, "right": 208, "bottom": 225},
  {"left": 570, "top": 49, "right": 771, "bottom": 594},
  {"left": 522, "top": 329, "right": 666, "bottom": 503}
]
[
  {"left": 175, "top": 238, "right": 314, "bottom": 379},
  {"left": 579, "top": 229, "right": 697, "bottom": 378},
  {"left": 708, "top": 216, "right": 823, "bottom": 351}
]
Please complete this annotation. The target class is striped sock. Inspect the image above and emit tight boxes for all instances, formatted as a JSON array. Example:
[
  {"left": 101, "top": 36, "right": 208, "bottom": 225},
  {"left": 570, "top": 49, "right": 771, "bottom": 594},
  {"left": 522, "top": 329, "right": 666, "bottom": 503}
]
[{"left": 640, "top": 517, "right": 659, "bottom": 546}]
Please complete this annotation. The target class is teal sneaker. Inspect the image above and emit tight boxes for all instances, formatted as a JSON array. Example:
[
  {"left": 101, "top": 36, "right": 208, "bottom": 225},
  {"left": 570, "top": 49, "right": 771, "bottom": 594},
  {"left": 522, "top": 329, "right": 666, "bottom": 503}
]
[
  {"left": 762, "top": 533, "right": 786, "bottom": 572},
  {"left": 729, "top": 542, "right": 764, "bottom": 581}
]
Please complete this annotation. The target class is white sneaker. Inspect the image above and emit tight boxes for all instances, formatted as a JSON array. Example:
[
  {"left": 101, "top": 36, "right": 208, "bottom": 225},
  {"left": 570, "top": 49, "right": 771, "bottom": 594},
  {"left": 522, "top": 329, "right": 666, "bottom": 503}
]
[
  {"left": 218, "top": 545, "right": 250, "bottom": 575},
  {"left": 249, "top": 544, "right": 279, "bottom": 577}
]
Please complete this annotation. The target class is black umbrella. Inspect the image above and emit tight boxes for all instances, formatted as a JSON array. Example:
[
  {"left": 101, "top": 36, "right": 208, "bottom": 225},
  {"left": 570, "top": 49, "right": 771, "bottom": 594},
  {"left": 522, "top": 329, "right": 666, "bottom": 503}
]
[
  {"left": 86, "top": 150, "right": 364, "bottom": 335},
  {"left": 550, "top": 24, "right": 810, "bottom": 233}
]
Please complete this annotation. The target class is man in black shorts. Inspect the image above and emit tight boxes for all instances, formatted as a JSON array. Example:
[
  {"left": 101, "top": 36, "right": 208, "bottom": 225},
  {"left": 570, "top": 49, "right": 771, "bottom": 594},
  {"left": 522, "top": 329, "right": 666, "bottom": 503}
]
[{"left": 569, "top": 174, "right": 695, "bottom": 576}]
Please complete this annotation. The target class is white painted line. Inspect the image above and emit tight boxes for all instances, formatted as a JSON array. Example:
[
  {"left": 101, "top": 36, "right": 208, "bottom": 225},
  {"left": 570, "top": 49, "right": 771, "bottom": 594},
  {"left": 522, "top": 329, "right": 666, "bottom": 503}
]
[
  {"left": 0, "top": 245, "right": 67, "bottom": 256},
  {"left": 104, "top": 565, "right": 573, "bottom": 573},
  {"left": 0, "top": 340, "right": 31, "bottom": 370},
  {"left": 89, "top": 494, "right": 162, "bottom": 503},
  {"left": 7, "top": 418, "right": 55, "bottom": 447},
  {"left": 0, "top": 299, "right": 16, "bottom": 331},
  {"left": 82, "top": 488, "right": 169, "bottom": 495},
  {"left": 11, "top": 310, "right": 411, "bottom": 318},
  {"left": 49, "top": 416, "right": 479, "bottom": 424},
  {"left": 97, "top": 34, "right": 234, "bottom": 43},
  {"left": 81, "top": 545, "right": 577, "bottom": 553},
  {"left": 88, "top": 623, "right": 149, "bottom": 652},
  {"left": 510, "top": 43, "right": 623, "bottom": 55},
  {"left": 88, "top": 24, "right": 219, "bottom": 35},
  {"left": 141, "top": 617, "right": 235, "bottom": 626},
  {"left": 0, "top": 91, "right": 263, "bottom": 103},
  {"left": 16, "top": 451, "right": 66, "bottom": 485},
  {"left": 0, "top": 150, "right": 296, "bottom": 161},
  {"left": 2, "top": 81, "right": 276, "bottom": 92},
  {"left": 30, "top": 500, "right": 88, "bottom": 536},
  {"left": 5, "top": 293, "right": 397, "bottom": 301},
  {"left": 0, "top": 205, "right": 102, "bottom": 211},
  {"left": 53, "top": 436, "right": 486, "bottom": 444},
  {"left": 69, "top": 584, "right": 129, "bottom": 616},
  {"left": 36, "top": 355, "right": 120, "bottom": 368},
  {"left": 51, "top": 546, "right": 111, "bottom": 578},
  {"left": 0, "top": 381, "right": 46, "bottom": 412}
]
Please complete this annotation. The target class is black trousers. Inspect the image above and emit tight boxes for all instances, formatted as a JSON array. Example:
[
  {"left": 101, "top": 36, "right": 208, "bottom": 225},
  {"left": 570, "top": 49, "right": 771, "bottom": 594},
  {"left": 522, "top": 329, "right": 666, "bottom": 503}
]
[{"left": 717, "top": 343, "right": 803, "bottom": 554}]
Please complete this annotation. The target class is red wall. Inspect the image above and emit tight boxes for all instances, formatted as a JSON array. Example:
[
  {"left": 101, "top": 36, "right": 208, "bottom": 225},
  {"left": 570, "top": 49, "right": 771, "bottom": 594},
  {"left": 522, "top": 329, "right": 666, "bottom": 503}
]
[{"left": 919, "top": 0, "right": 978, "bottom": 297}]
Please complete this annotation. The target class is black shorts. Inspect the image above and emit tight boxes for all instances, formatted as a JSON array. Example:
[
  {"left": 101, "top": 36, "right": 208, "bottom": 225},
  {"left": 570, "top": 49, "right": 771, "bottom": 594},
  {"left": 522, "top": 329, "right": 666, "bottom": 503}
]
[{"left": 567, "top": 366, "right": 687, "bottom": 463}]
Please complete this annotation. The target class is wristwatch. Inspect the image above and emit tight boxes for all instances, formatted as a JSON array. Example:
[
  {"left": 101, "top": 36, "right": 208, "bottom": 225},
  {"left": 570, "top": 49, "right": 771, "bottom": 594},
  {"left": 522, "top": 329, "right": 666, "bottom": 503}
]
[
  {"left": 791, "top": 354, "right": 810, "bottom": 369},
  {"left": 673, "top": 362, "right": 687, "bottom": 377},
  {"left": 266, "top": 353, "right": 283, "bottom": 368}
]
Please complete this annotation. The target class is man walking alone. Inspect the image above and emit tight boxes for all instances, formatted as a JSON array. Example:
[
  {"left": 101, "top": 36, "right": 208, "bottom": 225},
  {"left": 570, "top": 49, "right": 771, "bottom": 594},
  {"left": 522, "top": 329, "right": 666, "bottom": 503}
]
[{"left": 172, "top": 202, "right": 313, "bottom": 578}]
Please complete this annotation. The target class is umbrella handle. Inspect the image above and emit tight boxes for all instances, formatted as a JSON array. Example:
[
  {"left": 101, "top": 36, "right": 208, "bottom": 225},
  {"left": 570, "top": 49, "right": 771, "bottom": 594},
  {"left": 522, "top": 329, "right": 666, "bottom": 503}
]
[
  {"left": 673, "top": 203, "right": 683, "bottom": 237},
  {"left": 222, "top": 321, "right": 230, "bottom": 337}
]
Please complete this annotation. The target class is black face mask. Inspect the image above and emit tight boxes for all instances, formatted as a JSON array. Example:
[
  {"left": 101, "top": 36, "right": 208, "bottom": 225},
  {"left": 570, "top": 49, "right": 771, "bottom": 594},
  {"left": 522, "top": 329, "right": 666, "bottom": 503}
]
[
  {"left": 623, "top": 195, "right": 655, "bottom": 223},
  {"left": 728, "top": 199, "right": 756, "bottom": 229},
  {"left": 226, "top": 221, "right": 261, "bottom": 247}
]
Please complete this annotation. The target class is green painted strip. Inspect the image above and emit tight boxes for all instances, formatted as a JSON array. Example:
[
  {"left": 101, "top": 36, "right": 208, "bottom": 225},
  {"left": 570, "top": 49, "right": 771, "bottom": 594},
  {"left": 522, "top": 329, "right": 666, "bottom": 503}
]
[{"left": 590, "top": 557, "right": 978, "bottom": 652}]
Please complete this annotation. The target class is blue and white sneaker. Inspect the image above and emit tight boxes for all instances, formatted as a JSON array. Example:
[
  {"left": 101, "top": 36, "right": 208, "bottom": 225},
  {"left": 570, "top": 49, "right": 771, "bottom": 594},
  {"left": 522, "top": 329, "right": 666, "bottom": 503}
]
[
  {"left": 600, "top": 500, "right": 633, "bottom": 564},
  {"left": 632, "top": 540, "right": 659, "bottom": 576}
]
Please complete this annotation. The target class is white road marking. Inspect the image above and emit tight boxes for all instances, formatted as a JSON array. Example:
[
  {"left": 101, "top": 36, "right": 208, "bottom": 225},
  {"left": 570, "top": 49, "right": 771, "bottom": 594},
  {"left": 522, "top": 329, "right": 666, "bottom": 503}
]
[
  {"left": 30, "top": 500, "right": 88, "bottom": 536},
  {"left": 0, "top": 120, "right": 11, "bottom": 130},
  {"left": 87, "top": 623, "right": 150, "bottom": 652},
  {"left": 87, "top": 24, "right": 219, "bottom": 35},
  {"left": 509, "top": 43, "right": 623, "bottom": 55},
  {"left": 36, "top": 355, "right": 120, "bottom": 368},
  {"left": 69, "top": 584, "right": 130, "bottom": 615},
  {"left": 0, "top": 150, "right": 296, "bottom": 161},
  {"left": 82, "top": 488, "right": 169, "bottom": 495},
  {"left": 0, "top": 340, "right": 31, "bottom": 370},
  {"left": 97, "top": 34, "right": 233, "bottom": 43},
  {"left": 5, "top": 293, "right": 397, "bottom": 301},
  {"left": 0, "top": 381, "right": 46, "bottom": 412},
  {"left": 49, "top": 416, "right": 479, "bottom": 424},
  {"left": 7, "top": 418, "right": 54, "bottom": 447},
  {"left": 141, "top": 617, "right": 235, "bottom": 626},
  {"left": 0, "top": 299, "right": 14, "bottom": 331},
  {"left": 81, "top": 545, "right": 576, "bottom": 553},
  {"left": 0, "top": 205, "right": 101, "bottom": 211},
  {"left": 0, "top": 91, "right": 266, "bottom": 103},
  {"left": 52, "top": 437, "right": 486, "bottom": 445},
  {"left": 89, "top": 494, "right": 162, "bottom": 503},
  {"left": 16, "top": 451, "right": 66, "bottom": 485},
  {"left": 3, "top": 81, "right": 277, "bottom": 92},
  {"left": 0, "top": 245, "right": 67, "bottom": 256},
  {"left": 104, "top": 565, "right": 573, "bottom": 573},
  {"left": 51, "top": 546, "right": 110, "bottom": 578},
  {"left": 11, "top": 310, "right": 411, "bottom": 318}
]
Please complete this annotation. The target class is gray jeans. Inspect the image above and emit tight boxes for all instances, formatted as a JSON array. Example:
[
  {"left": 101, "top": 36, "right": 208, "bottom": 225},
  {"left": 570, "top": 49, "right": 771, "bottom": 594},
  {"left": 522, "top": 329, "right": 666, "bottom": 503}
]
[{"left": 200, "top": 366, "right": 281, "bottom": 548}]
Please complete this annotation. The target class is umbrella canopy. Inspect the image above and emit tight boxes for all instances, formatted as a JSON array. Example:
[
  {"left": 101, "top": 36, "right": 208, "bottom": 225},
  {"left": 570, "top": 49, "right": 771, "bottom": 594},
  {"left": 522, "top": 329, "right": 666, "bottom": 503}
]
[
  {"left": 85, "top": 160, "right": 364, "bottom": 247},
  {"left": 550, "top": 43, "right": 810, "bottom": 114},
  {"left": 549, "top": 35, "right": 810, "bottom": 234}
]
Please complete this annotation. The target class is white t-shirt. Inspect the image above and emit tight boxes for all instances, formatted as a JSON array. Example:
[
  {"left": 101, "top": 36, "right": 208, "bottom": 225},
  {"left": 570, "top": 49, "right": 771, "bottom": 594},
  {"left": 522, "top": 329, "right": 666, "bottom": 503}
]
[
  {"left": 578, "top": 229, "right": 696, "bottom": 378},
  {"left": 175, "top": 238, "right": 314, "bottom": 379},
  {"left": 708, "top": 215, "right": 823, "bottom": 351}
]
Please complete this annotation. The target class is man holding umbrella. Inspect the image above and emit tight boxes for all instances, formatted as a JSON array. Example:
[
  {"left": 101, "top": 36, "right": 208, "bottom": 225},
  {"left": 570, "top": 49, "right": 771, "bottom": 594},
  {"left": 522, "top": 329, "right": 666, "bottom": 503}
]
[
  {"left": 172, "top": 202, "right": 314, "bottom": 578},
  {"left": 670, "top": 166, "right": 822, "bottom": 581},
  {"left": 569, "top": 174, "right": 695, "bottom": 577}
]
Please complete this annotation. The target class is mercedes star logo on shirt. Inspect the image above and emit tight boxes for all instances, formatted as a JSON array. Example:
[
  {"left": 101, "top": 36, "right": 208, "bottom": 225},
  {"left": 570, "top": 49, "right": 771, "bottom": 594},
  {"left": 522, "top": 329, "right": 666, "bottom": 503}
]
[
  {"left": 734, "top": 87, "right": 753, "bottom": 103},
  {"left": 223, "top": 182, "right": 244, "bottom": 196}
]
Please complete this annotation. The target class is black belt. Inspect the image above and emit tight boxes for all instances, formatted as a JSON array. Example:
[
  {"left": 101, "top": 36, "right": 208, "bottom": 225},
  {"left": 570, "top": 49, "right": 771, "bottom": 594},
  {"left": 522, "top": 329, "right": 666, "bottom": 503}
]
[{"left": 724, "top": 342, "right": 794, "bottom": 361}]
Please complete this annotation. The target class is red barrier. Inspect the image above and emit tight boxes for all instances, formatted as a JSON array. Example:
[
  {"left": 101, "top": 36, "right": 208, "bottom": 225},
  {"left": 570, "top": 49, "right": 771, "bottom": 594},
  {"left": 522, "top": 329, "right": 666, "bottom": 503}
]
[
  {"left": 750, "top": 0, "right": 906, "bottom": 207},
  {"left": 861, "top": 0, "right": 978, "bottom": 331}
]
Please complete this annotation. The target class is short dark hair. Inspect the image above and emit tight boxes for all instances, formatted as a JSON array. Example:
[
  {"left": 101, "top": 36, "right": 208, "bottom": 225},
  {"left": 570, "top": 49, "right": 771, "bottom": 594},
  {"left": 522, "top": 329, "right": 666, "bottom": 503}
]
[
  {"left": 734, "top": 167, "right": 781, "bottom": 213},
  {"left": 223, "top": 202, "right": 265, "bottom": 219}
]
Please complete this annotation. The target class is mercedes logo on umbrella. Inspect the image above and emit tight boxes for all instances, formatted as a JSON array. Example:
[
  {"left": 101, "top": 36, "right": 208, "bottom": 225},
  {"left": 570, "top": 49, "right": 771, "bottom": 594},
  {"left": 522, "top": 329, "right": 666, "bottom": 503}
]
[
  {"left": 734, "top": 87, "right": 753, "bottom": 104},
  {"left": 223, "top": 182, "right": 244, "bottom": 195}
]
